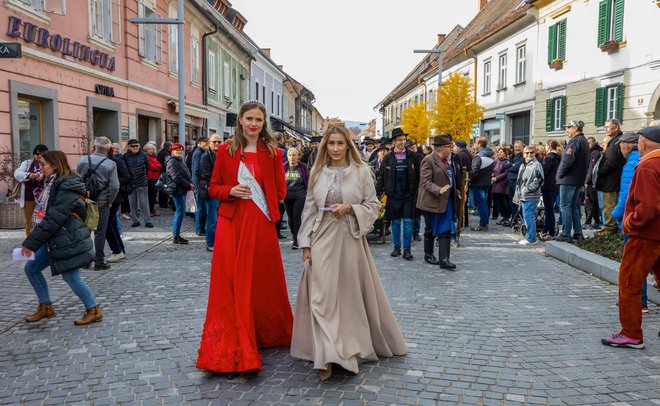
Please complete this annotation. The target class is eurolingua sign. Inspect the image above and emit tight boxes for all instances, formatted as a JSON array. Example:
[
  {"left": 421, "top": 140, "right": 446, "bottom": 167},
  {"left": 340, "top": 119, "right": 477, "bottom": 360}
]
[{"left": 6, "top": 16, "right": 116, "bottom": 71}]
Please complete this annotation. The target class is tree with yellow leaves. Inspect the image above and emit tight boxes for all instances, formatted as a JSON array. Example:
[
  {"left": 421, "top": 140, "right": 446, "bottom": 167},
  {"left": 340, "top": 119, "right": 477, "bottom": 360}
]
[
  {"left": 430, "top": 72, "right": 484, "bottom": 143},
  {"left": 400, "top": 102, "right": 431, "bottom": 145}
]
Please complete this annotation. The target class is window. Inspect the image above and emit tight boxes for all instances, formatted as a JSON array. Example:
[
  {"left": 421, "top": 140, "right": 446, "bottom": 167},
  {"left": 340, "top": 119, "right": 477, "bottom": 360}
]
[
  {"left": 223, "top": 61, "right": 230, "bottom": 98},
  {"left": 277, "top": 94, "right": 281, "bottom": 116},
  {"left": 191, "top": 37, "right": 199, "bottom": 83},
  {"left": 595, "top": 83, "right": 624, "bottom": 126},
  {"left": 598, "top": 0, "right": 624, "bottom": 46},
  {"left": 262, "top": 85, "right": 266, "bottom": 104},
  {"left": 545, "top": 96, "right": 567, "bottom": 132},
  {"left": 168, "top": 25, "right": 178, "bottom": 74},
  {"left": 138, "top": 2, "right": 162, "bottom": 64},
  {"left": 548, "top": 19, "right": 567, "bottom": 63},
  {"left": 271, "top": 91, "right": 274, "bottom": 114},
  {"left": 17, "top": 98, "right": 43, "bottom": 159},
  {"left": 483, "top": 60, "right": 491, "bottom": 94},
  {"left": 208, "top": 51, "right": 216, "bottom": 91},
  {"left": 91, "top": 0, "right": 120, "bottom": 43},
  {"left": 515, "top": 45, "right": 526, "bottom": 84},
  {"left": 498, "top": 53, "right": 507, "bottom": 90},
  {"left": 232, "top": 67, "right": 237, "bottom": 98}
]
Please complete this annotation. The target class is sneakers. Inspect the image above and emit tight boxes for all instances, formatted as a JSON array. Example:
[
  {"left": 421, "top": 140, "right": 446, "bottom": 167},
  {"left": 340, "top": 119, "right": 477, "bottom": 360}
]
[
  {"left": 470, "top": 226, "right": 489, "bottom": 232},
  {"left": 642, "top": 305, "right": 649, "bottom": 314},
  {"left": 107, "top": 252, "right": 125, "bottom": 263},
  {"left": 121, "top": 213, "right": 131, "bottom": 220},
  {"left": 554, "top": 234, "right": 572, "bottom": 243},
  {"left": 206, "top": 246, "right": 213, "bottom": 252},
  {"left": 518, "top": 239, "right": 539, "bottom": 246},
  {"left": 601, "top": 332, "right": 645, "bottom": 349},
  {"left": 173, "top": 236, "right": 189, "bottom": 244}
]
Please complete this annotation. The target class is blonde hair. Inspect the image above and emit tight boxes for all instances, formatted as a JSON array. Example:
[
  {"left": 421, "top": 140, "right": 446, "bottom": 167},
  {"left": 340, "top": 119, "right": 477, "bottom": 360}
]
[
  {"left": 309, "top": 126, "right": 365, "bottom": 189},
  {"left": 227, "top": 102, "right": 276, "bottom": 158},
  {"left": 287, "top": 147, "right": 300, "bottom": 158}
]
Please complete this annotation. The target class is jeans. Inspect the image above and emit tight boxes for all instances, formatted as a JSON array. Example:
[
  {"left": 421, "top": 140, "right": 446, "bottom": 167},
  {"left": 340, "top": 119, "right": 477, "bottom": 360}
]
[
  {"left": 172, "top": 194, "right": 186, "bottom": 237},
  {"left": 24, "top": 246, "right": 97, "bottom": 308},
  {"left": 542, "top": 191, "right": 558, "bottom": 237},
  {"left": 597, "top": 191, "right": 605, "bottom": 224},
  {"left": 93, "top": 203, "right": 110, "bottom": 264},
  {"left": 391, "top": 218, "right": 413, "bottom": 250},
  {"left": 521, "top": 200, "right": 539, "bottom": 243},
  {"left": 194, "top": 189, "right": 207, "bottom": 234},
  {"left": 205, "top": 197, "right": 219, "bottom": 248},
  {"left": 128, "top": 185, "right": 151, "bottom": 224},
  {"left": 105, "top": 202, "right": 125, "bottom": 254},
  {"left": 472, "top": 188, "right": 489, "bottom": 227},
  {"left": 559, "top": 185, "right": 583, "bottom": 237}
]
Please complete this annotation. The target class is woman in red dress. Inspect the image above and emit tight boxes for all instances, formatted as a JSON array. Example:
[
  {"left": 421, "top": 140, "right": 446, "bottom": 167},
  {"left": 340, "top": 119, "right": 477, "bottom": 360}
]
[{"left": 196, "top": 101, "right": 293, "bottom": 377}]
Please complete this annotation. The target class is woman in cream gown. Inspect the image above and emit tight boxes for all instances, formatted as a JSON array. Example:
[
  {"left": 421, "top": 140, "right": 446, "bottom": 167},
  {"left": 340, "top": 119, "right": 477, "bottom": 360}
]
[{"left": 291, "top": 125, "right": 407, "bottom": 381}]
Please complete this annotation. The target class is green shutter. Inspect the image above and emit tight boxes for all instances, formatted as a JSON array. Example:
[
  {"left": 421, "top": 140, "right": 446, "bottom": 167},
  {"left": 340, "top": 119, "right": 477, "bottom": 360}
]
[
  {"left": 613, "top": 0, "right": 624, "bottom": 42},
  {"left": 595, "top": 87, "right": 606, "bottom": 126},
  {"left": 548, "top": 24, "right": 557, "bottom": 63},
  {"left": 597, "top": 0, "right": 611, "bottom": 46},
  {"left": 558, "top": 20, "right": 567, "bottom": 61},
  {"left": 560, "top": 96, "right": 567, "bottom": 128},
  {"left": 546, "top": 99, "right": 554, "bottom": 131},
  {"left": 616, "top": 83, "right": 624, "bottom": 122}
]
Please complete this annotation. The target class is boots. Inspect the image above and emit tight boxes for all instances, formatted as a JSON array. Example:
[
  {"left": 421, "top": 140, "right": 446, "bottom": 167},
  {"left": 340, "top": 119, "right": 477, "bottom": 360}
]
[
  {"left": 24, "top": 303, "right": 55, "bottom": 322},
  {"left": 424, "top": 237, "right": 439, "bottom": 265},
  {"left": 74, "top": 305, "right": 102, "bottom": 326},
  {"left": 438, "top": 237, "right": 456, "bottom": 270}
]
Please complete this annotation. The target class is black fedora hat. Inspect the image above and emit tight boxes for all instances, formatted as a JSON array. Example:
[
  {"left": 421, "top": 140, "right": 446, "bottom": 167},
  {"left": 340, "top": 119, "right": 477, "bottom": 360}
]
[
  {"left": 391, "top": 127, "right": 408, "bottom": 140},
  {"left": 431, "top": 135, "right": 452, "bottom": 146}
]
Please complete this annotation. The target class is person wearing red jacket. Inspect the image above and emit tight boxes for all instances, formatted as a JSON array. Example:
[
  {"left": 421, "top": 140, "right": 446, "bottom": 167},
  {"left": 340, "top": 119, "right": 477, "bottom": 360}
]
[
  {"left": 196, "top": 101, "right": 293, "bottom": 377},
  {"left": 602, "top": 126, "right": 660, "bottom": 349},
  {"left": 144, "top": 143, "right": 162, "bottom": 217}
]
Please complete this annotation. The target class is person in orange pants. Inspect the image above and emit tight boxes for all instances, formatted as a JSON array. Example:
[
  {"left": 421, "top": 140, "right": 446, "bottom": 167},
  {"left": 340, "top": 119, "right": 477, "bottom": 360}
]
[{"left": 602, "top": 125, "right": 660, "bottom": 349}]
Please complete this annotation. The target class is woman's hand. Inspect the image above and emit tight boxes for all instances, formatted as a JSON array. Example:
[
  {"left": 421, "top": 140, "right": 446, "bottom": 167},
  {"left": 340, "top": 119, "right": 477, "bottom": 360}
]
[
  {"left": 331, "top": 204, "right": 352, "bottom": 217},
  {"left": 21, "top": 247, "right": 33, "bottom": 258},
  {"left": 439, "top": 185, "right": 451, "bottom": 195},
  {"left": 302, "top": 247, "right": 311, "bottom": 264},
  {"left": 229, "top": 184, "right": 251, "bottom": 198}
]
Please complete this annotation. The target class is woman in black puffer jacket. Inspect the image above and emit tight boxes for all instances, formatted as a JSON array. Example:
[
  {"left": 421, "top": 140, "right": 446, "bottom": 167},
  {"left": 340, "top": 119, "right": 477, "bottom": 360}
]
[
  {"left": 166, "top": 143, "right": 194, "bottom": 244},
  {"left": 20, "top": 151, "right": 101, "bottom": 326},
  {"left": 539, "top": 140, "right": 562, "bottom": 240}
]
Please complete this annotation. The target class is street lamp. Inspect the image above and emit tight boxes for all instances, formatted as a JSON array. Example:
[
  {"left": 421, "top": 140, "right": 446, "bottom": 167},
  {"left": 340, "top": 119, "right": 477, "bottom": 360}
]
[{"left": 414, "top": 48, "right": 443, "bottom": 87}]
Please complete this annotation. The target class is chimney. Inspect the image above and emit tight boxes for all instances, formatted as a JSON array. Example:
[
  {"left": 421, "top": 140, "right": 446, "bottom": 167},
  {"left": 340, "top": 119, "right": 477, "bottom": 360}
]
[
  {"left": 480, "top": 0, "right": 488, "bottom": 10},
  {"left": 261, "top": 48, "right": 271, "bottom": 58},
  {"left": 437, "top": 34, "right": 446, "bottom": 45}
]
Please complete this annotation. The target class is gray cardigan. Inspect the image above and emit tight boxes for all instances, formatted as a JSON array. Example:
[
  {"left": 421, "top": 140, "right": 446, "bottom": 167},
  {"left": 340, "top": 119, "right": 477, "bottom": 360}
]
[{"left": 516, "top": 160, "right": 544, "bottom": 201}]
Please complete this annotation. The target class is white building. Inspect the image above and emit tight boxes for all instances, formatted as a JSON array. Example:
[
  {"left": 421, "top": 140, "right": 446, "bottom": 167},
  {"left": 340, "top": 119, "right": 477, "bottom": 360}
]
[{"left": 249, "top": 48, "right": 285, "bottom": 121}]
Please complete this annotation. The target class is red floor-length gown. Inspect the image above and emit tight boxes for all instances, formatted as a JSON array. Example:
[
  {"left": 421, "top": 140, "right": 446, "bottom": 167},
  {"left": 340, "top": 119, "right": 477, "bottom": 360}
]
[{"left": 196, "top": 149, "right": 293, "bottom": 373}]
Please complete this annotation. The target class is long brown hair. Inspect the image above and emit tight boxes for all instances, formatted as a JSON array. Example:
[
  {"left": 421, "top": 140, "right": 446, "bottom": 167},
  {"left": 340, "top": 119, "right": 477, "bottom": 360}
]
[
  {"left": 227, "top": 101, "right": 276, "bottom": 157},
  {"left": 309, "top": 125, "right": 365, "bottom": 189},
  {"left": 41, "top": 150, "right": 71, "bottom": 179},
  {"left": 546, "top": 139, "right": 563, "bottom": 158}
]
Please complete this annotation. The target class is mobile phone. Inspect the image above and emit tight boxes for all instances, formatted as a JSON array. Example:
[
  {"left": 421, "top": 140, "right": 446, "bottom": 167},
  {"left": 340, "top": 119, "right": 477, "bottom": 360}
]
[{"left": 319, "top": 207, "right": 333, "bottom": 211}]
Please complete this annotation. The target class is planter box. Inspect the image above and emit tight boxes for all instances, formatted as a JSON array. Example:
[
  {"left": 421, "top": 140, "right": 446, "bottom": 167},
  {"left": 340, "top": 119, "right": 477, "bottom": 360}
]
[
  {"left": 600, "top": 41, "right": 620, "bottom": 53},
  {"left": 549, "top": 60, "right": 563, "bottom": 70},
  {"left": 0, "top": 201, "right": 24, "bottom": 229}
]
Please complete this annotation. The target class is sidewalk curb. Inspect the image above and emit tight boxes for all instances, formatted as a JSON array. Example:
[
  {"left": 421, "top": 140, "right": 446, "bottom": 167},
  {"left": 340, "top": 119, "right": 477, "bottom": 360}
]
[{"left": 545, "top": 241, "right": 659, "bottom": 305}]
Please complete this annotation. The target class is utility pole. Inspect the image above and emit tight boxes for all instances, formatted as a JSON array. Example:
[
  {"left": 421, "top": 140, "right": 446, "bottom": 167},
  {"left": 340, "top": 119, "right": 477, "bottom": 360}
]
[
  {"left": 414, "top": 49, "right": 443, "bottom": 88},
  {"left": 129, "top": 0, "right": 186, "bottom": 159}
]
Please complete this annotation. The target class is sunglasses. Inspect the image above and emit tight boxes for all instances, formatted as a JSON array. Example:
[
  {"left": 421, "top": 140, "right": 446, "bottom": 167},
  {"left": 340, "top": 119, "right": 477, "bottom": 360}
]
[{"left": 524, "top": 152, "right": 535, "bottom": 155}]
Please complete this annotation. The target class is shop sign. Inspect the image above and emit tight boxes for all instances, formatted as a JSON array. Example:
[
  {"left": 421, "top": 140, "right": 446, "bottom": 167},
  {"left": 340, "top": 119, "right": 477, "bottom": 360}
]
[
  {"left": 495, "top": 112, "right": 505, "bottom": 120},
  {"left": 7, "top": 16, "right": 116, "bottom": 71},
  {"left": 95, "top": 84, "right": 115, "bottom": 97},
  {"left": 0, "top": 42, "right": 21, "bottom": 58}
]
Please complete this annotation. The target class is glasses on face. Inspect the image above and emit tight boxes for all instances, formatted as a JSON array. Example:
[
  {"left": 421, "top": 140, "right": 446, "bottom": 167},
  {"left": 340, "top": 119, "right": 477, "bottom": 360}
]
[
  {"left": 524, "top": 152, "right": 535, "bottom": 155},
  {"left": 129, "top": 145, "right": 139, "bottom": 148}
]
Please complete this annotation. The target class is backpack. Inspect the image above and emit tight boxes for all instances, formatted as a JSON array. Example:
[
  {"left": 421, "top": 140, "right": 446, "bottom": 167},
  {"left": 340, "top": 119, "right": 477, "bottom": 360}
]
[
  {"left": 82, "top": 155, "right": 107, "bottom": 201},
  {"left": 155, "top": 171, "right": 175, "bottom": 196},
  {"left": 72, "top": 195, "right": 99, "bottom": 231}
]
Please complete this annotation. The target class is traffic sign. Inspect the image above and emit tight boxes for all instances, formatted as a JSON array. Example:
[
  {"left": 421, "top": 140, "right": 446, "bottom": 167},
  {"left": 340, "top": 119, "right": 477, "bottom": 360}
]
[{"left": 0, "top": 43, "right": 22, "bottom": 58}]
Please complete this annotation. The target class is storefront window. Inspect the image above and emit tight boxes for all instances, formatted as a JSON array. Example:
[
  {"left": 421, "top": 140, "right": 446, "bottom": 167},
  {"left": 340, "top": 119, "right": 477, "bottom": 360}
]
[
  {"left": 482, "top": 118, "right": 500, "bottom": 147},
  {"left": 17, "top": 98, "right": 42, "bottom": 159}
]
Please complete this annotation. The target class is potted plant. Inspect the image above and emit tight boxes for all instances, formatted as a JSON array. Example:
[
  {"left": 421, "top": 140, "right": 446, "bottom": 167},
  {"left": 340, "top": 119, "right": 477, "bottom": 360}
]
[
  {"left": 0, "top": 146, "right": 25, "bottom": 229},
  {"left": 549, "top": 58, "right": 563, "bottom": 70},
  {"left": 600, "top": 39, "right": 620, "bottom": 53}
]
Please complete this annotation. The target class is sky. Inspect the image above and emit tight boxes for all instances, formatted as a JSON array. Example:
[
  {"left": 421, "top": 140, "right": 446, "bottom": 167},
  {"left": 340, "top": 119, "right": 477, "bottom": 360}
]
[{"left": 231, "top": 0, "right": 479, "bottom": 125}]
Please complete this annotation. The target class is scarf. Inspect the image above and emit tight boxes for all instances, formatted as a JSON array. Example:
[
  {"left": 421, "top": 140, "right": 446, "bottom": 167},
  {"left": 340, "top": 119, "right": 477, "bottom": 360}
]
[{"left": 31, "top": 175, "right": 55, "bottom": 231}]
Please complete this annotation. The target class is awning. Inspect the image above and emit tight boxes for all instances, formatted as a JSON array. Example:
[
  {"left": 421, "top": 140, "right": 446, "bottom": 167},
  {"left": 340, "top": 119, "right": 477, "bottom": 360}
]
[
  {"left": 270, "top": 116, "right": 311, "bottom": 142},
  {"left": 168, "top": 100, "right": 210, "bottom": 120}
]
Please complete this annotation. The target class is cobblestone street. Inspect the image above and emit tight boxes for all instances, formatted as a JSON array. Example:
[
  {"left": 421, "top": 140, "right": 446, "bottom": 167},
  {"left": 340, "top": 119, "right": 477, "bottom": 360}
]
[{"left": 0, "top": 212, "right": 659, "bottom": 405}]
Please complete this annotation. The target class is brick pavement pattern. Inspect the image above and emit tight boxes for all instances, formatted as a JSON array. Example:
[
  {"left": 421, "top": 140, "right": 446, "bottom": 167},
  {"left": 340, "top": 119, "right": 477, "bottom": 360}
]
[{"left": 0, "top": 212, "right": 659, "bottom": 405}]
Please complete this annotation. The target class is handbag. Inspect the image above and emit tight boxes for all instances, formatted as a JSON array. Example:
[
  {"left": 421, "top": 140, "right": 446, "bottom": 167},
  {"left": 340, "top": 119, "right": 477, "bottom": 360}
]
[
  {"left": 71, "top": 197, "right": 99, "bottom": 231},
  {"left": 185, "top": 190, "right": 197, "bottom": 213},
  {"left": 9, "top": 183, "right": 21, "bottom": 200},
  {"left": 155, "top": 172, "right": 175, "bottom": 195}
]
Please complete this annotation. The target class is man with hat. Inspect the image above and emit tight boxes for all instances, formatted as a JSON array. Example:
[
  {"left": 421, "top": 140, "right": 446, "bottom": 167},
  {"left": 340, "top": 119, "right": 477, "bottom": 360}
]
[
  {"left": 453, "top": 140, "right": 472, "bottom": 228},
  {"left": 602, "top": 126, "right": 660, "bottom": 349},
  {"left": 123, "top": 139, "right": 153, "bottom": 228},
  {"left": 416, "top": 135, "right": 459, "bottom": 269},
  {"left": 595, "top": 119, "right": 626, "bottom": 236},
  {"left": 554, "top": 120, "right": 589, "bottom": 243},
  {"left": 301, "top": 136, "right": 322, "bottom": 168},
  {"left": 362, "top": 137, "right": 376, "bottom": 162},
  {"left": 376, "top": 128, "right": 422, "bottom": 260},
  {"left": 370, "top": 142, "right": 389, "bottom": 174}
]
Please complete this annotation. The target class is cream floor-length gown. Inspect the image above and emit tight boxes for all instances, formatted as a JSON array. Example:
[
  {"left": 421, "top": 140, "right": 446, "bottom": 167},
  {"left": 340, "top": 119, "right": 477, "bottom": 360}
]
[{"left": 291, "top": 164, "right": 407, "bottom": 374}]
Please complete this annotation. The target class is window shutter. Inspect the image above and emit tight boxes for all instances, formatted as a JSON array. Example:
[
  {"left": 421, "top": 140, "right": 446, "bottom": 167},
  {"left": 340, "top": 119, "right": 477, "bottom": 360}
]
[
  {"left": 111, "top": 0, "right": 121, "bottom": 43},
  {"left": 546, "top": 99, "right": 554, "bottom": 131},
  {"left": 616, "top": 83, "right": 624, "bottom": 122},
  {"left": 595, "top": 87, "right": 606, "bottom": 127},
  {"left": 548, "top": 24, "right": 557, "bottom": 63},
  {"left": 138, "top": 3, "right": 145, "bottom": 57},
  {"left": 597, "top": 0, "right": 610, "bottom": 46},
  {"left": 155, "top": 12, "right": 162, "bottom": 64},
  {"left": 558, "top": 20, "right": 567, "bottom": 61},
  {"left": 92, "top": 0, "right": 102, "bottom": 37},
  {"left": 560, "top": 96, "right": 567, "bottom": 128},
  {"left": 613, "top": 0, "right": 624, "bottom": 42}
]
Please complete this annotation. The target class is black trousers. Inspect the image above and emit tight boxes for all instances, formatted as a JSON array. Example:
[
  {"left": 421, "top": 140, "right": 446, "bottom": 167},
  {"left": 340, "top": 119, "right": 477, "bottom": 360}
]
[
  {"left": 493, "top": 193, "right": 510, "bottom": 220},
  {"left": 275, "top": 202, "right": 286, "bottom": 234},
  {"left": 284, "top": 197, "right": 305, "bottom": 243},
  {"left": 106, "top": 202, "right": 125, "bottom": 254},
  {"left": 94, "top": 203, "right": 111, "bottom": 264},
  {"left": 422, "top": 210, "right": 436, "bottom": 256},
  {"left": 584, "top": 185, "right": 601, "bottom": 225},
  {"left": 147, "top": 179, "right": 158, "bottom": 213}
]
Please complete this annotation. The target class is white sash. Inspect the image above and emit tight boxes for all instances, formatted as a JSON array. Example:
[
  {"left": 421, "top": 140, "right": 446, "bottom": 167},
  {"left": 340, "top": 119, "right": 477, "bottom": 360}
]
[{"left": 237, "top": 161, "right": 271, "bottom": 221}]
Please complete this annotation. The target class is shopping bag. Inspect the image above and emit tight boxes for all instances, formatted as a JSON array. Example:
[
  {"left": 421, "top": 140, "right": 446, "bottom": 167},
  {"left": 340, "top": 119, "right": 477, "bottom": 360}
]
[{"left": 185, "top": 190, "right": 197, "bottom": 213}]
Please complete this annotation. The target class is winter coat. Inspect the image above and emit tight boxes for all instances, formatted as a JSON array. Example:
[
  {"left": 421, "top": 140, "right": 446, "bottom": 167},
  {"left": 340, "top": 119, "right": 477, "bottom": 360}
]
[
  {"left": 454, "top": 148, "right": 472, "bottom": 174},
  {"left": 541, "top": 151, "right": 561, "bottom": 193},
  {"left": 109, "top": 154, "right": 131, "bottom": 204},
  {"left": 470, "top": 148, "right": 495, "bottom": 189},
  {"left": 147, "top": 154, "right": 162, "bottom": 180},
  {"left": 191, "top": 146, "right": 206, "bottom": 186},
  {"left": 166, "top": 155, "right": 192, "bottom": 197},
  {"left": 156, "top": 148, "right": 170, "bottom": 173},
  {"left": 596, "top": 131, "right": 626, "bottom": 192},
  {"left": 507, "top": 152, "right": 525, "bottom": 183},
  {"left": 556, "top": 133, "right": 590, "bottom": 186},
  {"left": 516, "top": 160, "right": 544, "bottom": 201},
  {"left": 612, "top": 149, "right": 640, "bottom": 229},
  {"left": 622, "top": 149, "right": 660, "bottom": 241},
  {"left": 491, "top": 159, "right": 510, "bottom": 194},
  {"left": 122, "top": 150, "right": 149, "bottom": 187},
  {"left": 585, "top": 143, "right": 603, "bottom": 186},
  {"left": 197, "top": 149, "right": 216, "bottom": 201},
  {"left": 376, "top": 149, "right": 422, "bottom": 199},
  {"left": 22, "top": 174, "right": 93, "bottom": 276},
  {"left": 416, "top": 153, "right": 459, "bottom": 215}
]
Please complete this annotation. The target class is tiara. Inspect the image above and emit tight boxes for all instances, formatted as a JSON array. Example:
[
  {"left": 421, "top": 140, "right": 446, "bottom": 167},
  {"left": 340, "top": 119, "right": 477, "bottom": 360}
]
[{"left": 241, "top": 100, "right": 265, "bottom": 107}]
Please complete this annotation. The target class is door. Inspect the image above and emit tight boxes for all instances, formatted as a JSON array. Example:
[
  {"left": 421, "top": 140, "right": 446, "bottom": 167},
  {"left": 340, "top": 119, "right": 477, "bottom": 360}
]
[{"left": 137, "top": 116, "right": 150, "bottom": 146}]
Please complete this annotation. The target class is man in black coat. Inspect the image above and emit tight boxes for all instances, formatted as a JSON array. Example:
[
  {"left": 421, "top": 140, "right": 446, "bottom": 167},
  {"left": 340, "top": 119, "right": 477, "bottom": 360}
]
[
  {"left": 157, "top": 141, "right": 172, "bottom": 208},
  {"left": 584, "top": 137, "right": 603, "bottom": 229},
  {"left": 198, "top": 133, "right": 221, "bottom": 251},
  {"left": 596, "top": 118, "right": 626, "bottom": 235},
  {"left": 376, "top": 128, "right": 422, "bottom": 261},
  {"left": 453, "top": 140, "right": 472, "bottom": 228},
  {"left": 122, "top": 139, "right": 152, "bottom": 228},
  {"left": 555, "top": 120, "right": 590, "bottom": 243},
  {"left": 507, "top": 141, "right": 525, "bottom": 220}
]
